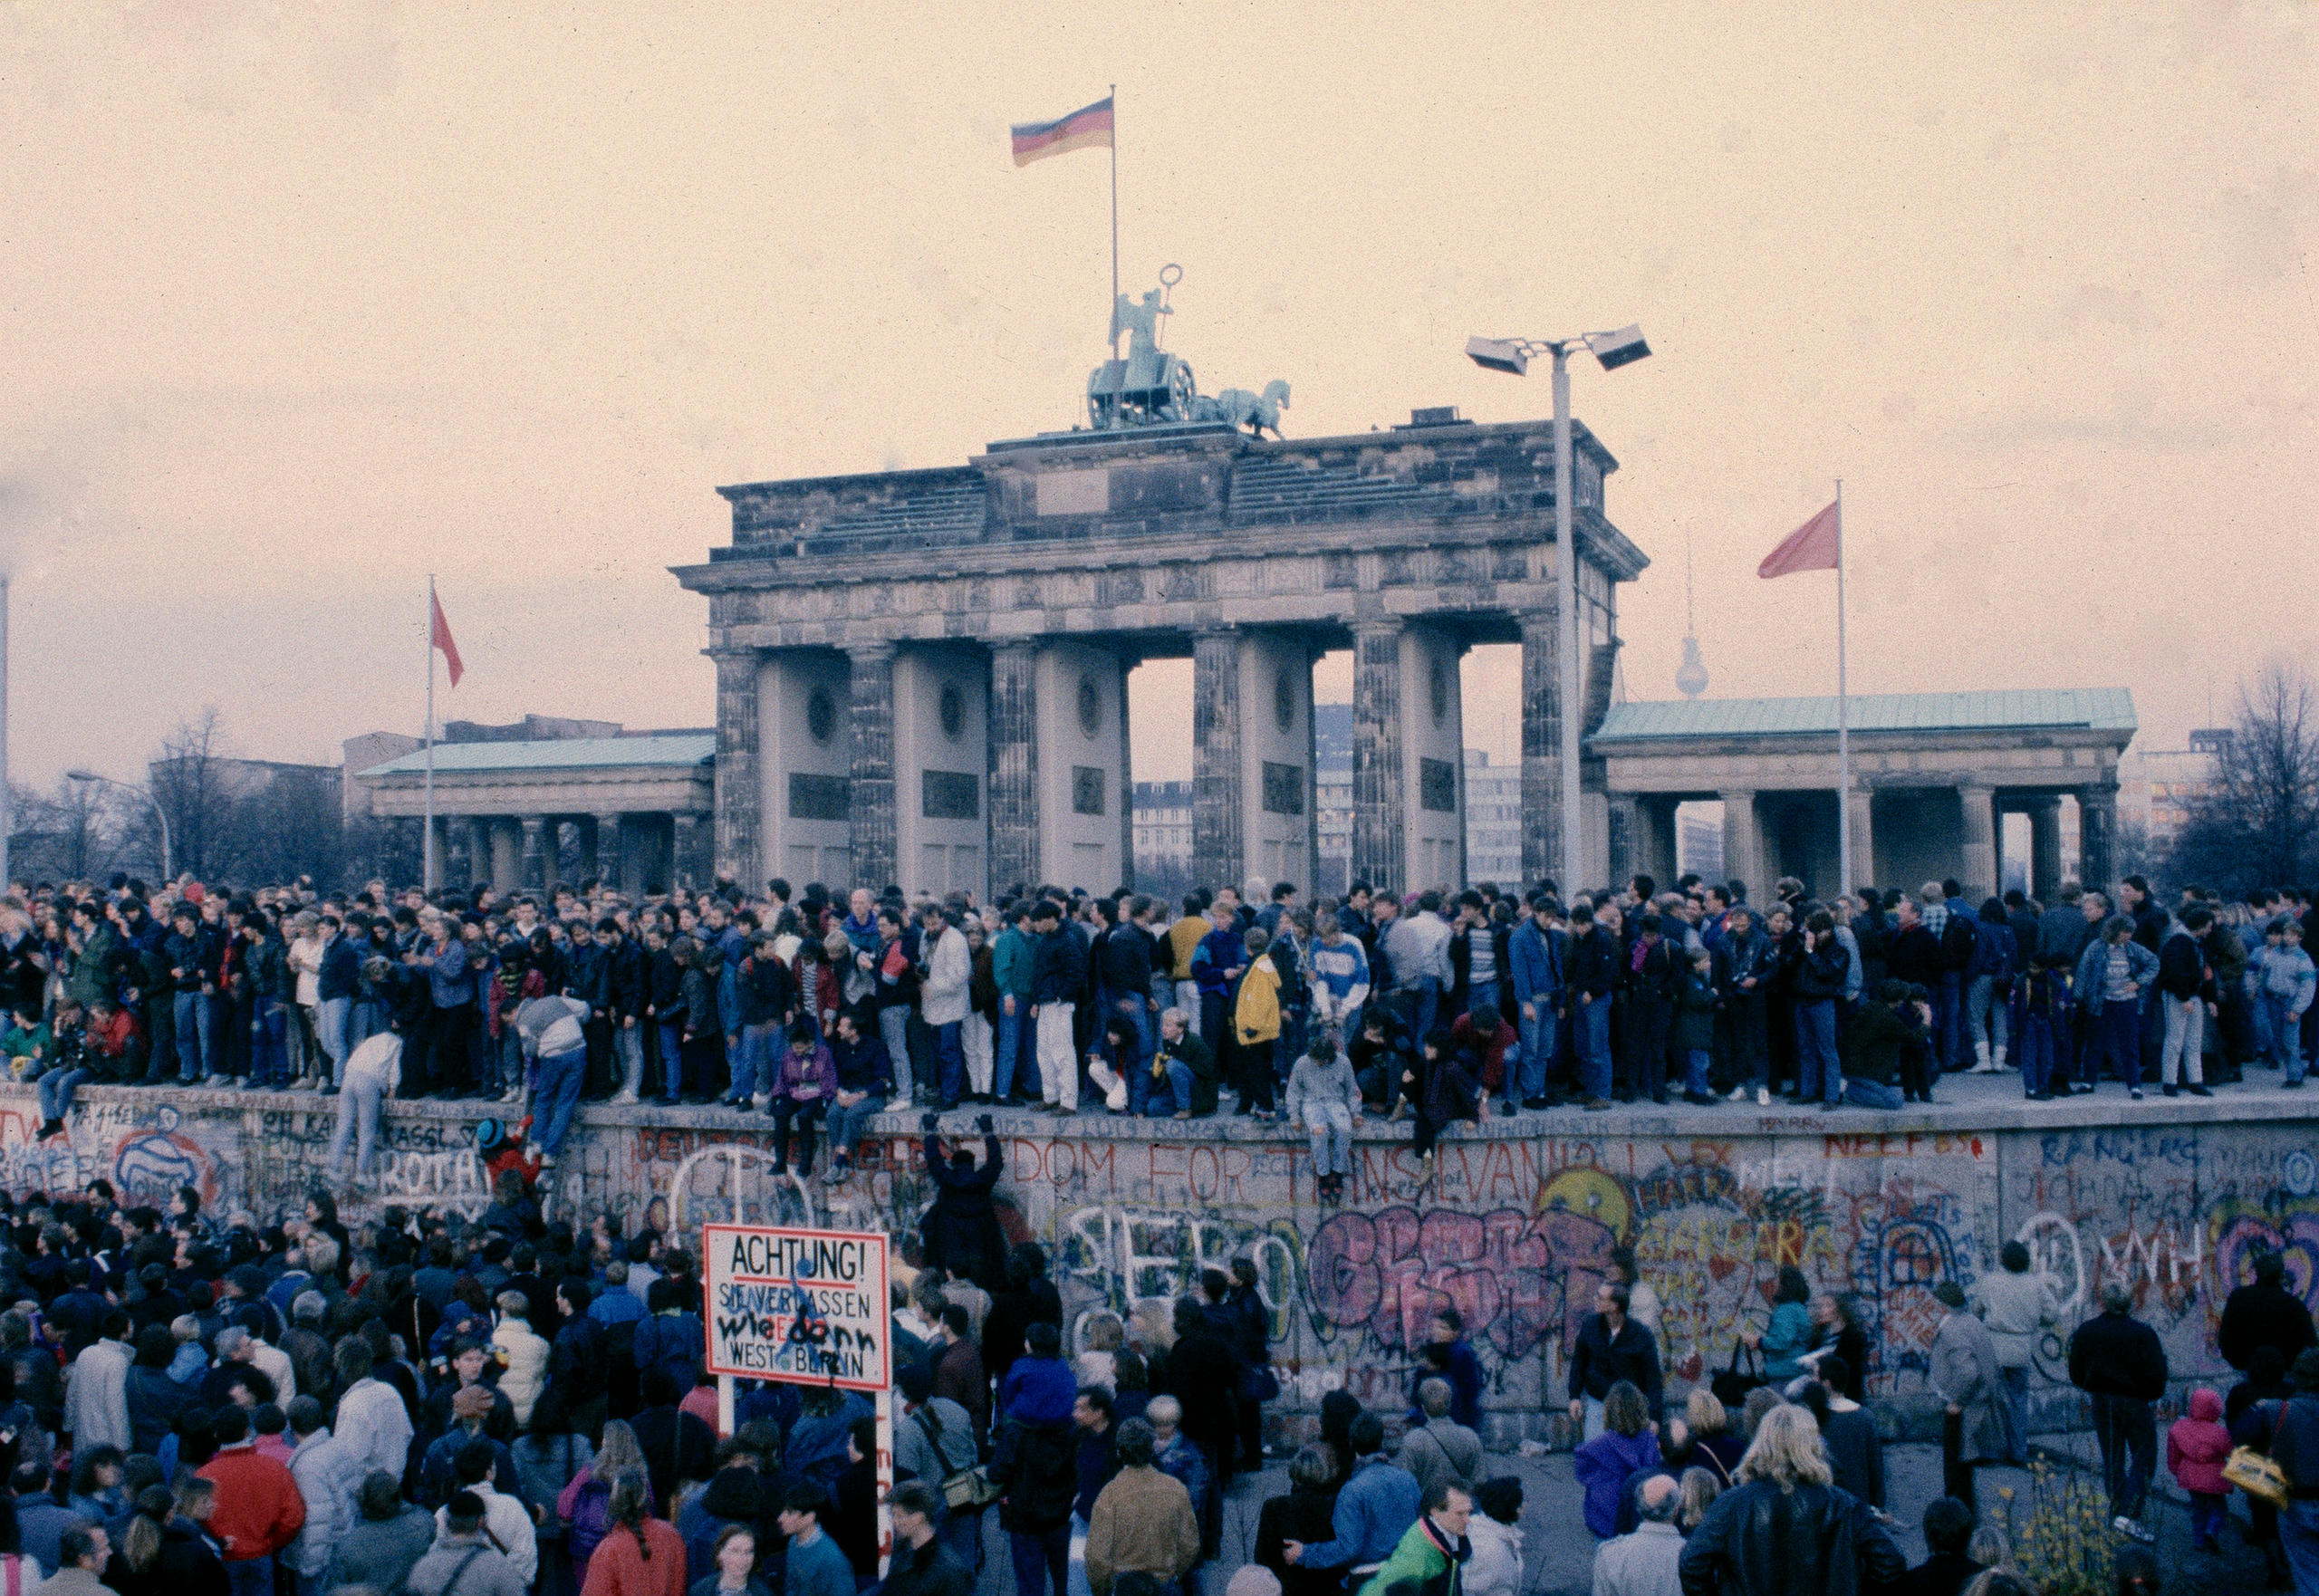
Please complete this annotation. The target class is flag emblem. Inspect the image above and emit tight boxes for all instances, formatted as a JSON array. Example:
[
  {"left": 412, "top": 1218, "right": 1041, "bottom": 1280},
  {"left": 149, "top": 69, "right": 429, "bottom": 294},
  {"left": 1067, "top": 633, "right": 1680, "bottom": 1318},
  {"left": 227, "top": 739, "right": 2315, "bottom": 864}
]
[{"left": 1011, "top": 97, "right": 1114, "bottom": 167}]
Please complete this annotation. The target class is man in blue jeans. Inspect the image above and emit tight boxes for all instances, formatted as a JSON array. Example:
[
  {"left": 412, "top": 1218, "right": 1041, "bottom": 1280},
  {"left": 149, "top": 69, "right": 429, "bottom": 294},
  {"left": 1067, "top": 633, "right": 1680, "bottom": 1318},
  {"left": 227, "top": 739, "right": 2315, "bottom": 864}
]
[
  {"left": 31, "top": 1000, "right": 91, "bottom": 1137},
  {"left": 994, "top": 904, "right": 1038, "bottom": 1103},
  {"left": 1566, "top": 902, "right": 1618, "bottom": 1110},
  {"left": 1839, "top": 980, "right": 1921, "bottom": 1110},
  {"left": 990, "top": 1322, "right": 1085, "bottom": 1596},
  {"left": 1794, "top": 910, "right": 1852, "bottom": 1110},
  {"left": 164, "top": 903, "right": 216, "bottom": 1083},
  {"left": 314, "top": 914, "right": 361, "bottom": 1090},
  {"left": 1507, "top": 895, "right": 1563, "bottom": 1109},
  {"left": 2068, "top": 1281, "right": 2168, "bottom": 1544},
  {"left": 515, "top": 992, "right": 592, "bottom": 1168}
]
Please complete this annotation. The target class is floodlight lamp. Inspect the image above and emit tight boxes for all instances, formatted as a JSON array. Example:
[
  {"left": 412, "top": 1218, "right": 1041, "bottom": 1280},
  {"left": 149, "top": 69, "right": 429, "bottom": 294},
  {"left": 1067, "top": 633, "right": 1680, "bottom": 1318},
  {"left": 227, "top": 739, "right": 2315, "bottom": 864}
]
[
  {"left": 1583, "top": 324, "right": 1650, "bottom": 370},
  {"left": 1465, "top": 336, "right": 1529, "bottom": 376}
]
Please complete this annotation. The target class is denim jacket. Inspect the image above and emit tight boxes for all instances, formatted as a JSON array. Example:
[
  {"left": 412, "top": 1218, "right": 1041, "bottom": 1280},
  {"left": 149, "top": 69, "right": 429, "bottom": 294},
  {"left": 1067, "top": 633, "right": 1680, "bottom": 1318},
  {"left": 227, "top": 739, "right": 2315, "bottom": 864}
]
[
  {"left": 1507, "top": 919, "right": 1564, "bottom": 1006},
  {"left": 2072, "top": 938, "right": 2157, "bottom": 1015}
]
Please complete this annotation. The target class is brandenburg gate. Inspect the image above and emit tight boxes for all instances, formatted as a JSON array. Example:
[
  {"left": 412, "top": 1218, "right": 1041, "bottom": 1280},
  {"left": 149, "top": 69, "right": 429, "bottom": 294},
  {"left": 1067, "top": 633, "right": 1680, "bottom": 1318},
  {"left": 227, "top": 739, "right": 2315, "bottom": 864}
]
[{"left": 674, "top": 410, "right": 1642, "bottom": 899}]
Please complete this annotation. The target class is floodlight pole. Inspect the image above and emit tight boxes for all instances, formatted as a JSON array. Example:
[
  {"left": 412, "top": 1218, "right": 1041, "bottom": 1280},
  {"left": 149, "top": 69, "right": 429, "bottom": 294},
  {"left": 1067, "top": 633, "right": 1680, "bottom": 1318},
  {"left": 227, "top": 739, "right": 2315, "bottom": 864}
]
[
  {"left": 1468, "top": 330, "right": 1647, "bottom": 892},
  {"left": 1550, "top": 344, "right": 1581, "bottom": 894}
]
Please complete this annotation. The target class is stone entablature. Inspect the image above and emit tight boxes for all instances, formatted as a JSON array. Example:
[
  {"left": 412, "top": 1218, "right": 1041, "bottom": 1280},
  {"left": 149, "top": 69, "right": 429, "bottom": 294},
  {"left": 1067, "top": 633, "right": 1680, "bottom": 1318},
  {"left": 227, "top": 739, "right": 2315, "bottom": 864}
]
[
  {"left": 676, "top": 414, "right": 1646, "bottom": 898},
  {"left": 687, "top": 421, "right": 1642, "bottom": 650}
]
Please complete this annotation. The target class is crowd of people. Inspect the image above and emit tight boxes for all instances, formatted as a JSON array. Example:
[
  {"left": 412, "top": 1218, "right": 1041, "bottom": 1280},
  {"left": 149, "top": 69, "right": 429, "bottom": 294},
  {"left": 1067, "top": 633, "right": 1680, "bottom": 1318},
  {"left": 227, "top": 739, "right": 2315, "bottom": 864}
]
[
  {"left": 0, "top": 860, "right": 2312, "bottom": 1596},
  {"left": 0, "top": 1079, "right": 2289, "bottom": 1596},
  {"left": 1, "top": 860, "right": 2313, "bottom": 1200}
]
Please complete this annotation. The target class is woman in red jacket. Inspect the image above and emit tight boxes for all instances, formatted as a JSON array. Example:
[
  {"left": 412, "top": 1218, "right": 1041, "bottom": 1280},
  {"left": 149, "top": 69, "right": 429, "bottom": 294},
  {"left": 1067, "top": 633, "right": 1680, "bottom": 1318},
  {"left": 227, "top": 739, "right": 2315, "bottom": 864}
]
[{"left": 580, "top": 1476, "right": 686, "bottom": 1596}]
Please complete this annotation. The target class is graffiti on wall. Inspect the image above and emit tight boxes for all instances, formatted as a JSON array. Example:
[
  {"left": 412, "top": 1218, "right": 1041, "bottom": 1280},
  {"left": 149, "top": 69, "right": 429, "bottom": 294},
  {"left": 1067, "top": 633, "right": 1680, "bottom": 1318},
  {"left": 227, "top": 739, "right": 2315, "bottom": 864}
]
[
  {"left": 4, "top": 1091, "right": 2315, "bottom": 1418},
  {"left": 0, "top": 1099, "right": 230, "bottom": 1210}
]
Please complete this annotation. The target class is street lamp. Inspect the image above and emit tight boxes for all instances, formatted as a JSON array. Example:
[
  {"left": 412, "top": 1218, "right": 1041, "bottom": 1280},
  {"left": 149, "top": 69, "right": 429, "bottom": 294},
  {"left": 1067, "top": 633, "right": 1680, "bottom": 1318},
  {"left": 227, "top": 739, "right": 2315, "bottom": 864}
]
[
  {"left": 1466, "top": 324, "right": 1650, "bottom": 891},
  {"left": 64, "top": 769, "right": 171, "bottom": 880}
]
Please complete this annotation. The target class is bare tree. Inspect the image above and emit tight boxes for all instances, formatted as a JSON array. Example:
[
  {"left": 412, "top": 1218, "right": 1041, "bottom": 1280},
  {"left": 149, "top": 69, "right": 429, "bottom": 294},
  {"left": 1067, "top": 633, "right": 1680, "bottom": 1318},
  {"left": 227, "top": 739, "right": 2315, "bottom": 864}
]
[
  {"left": 2171, "top": 659, "right": 2319, "bottom": 889},
  {"left": 342, "top": 814, "right": 421, "bottom": 889},
  {"left": 10, "top": 777, "right": 125, "bottom": 884},
  {"left": 149, "top": 707, "right": 239, "bottom": 882},
  {"left": 237, "top": 769, "right": 344, "bottom": 887}
]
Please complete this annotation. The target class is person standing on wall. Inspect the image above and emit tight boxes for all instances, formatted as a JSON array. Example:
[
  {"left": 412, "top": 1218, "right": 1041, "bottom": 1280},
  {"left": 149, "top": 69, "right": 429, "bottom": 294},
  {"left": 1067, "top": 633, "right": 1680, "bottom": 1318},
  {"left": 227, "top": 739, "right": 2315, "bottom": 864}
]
[{"left": 1030, "top": 900, "right": 1088, "bottom": 1116}]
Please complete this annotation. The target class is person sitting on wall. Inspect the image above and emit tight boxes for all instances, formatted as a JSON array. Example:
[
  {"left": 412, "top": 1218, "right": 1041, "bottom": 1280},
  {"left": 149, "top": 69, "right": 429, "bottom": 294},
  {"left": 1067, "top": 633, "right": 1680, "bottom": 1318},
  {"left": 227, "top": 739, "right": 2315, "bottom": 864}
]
[
  {"left": 1350, "top": 1009, "right": 1417, "bottom": 1119},
  {"left": 1406, "top": 1027, "right": 1486, "bottom": 1175},
  {"left": 1837, "top": 981, "right": 1927, "bottom": 1110},
  {"left": 1151, "top": 1008, "right": 1218, "bottom": 1119}
]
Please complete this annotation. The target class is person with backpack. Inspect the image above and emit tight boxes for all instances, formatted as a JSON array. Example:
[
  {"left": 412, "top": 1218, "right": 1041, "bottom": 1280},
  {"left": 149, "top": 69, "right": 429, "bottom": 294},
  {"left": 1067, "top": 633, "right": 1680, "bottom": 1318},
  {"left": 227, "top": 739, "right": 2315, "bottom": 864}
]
[
  {"left": 2234, "top": 1347, "right": 2319, "bottom": 1589},
  {"left": 1963, "top": 898, "right": 2018, "bottom": 1075},
  {"left": 1925, "top": 883, "right": 1977, "bottom": 1076},
  {"left": 894, "top": 1364, "right": 981, "bottom": 1572}
]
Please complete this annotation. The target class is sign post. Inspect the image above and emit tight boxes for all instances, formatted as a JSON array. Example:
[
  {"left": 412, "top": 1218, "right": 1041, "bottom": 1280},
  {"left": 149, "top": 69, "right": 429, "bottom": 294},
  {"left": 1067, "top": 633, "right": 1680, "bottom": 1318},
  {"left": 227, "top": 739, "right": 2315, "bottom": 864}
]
[{"left": 703, "top": 1223, "right": 894, "bottom": 1572}]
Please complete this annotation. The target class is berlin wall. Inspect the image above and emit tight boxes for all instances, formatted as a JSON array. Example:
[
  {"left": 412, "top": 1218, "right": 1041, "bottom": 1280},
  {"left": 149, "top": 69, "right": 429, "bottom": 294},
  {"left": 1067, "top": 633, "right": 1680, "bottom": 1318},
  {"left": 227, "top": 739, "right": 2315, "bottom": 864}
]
[{"left": 5, "top": 1087, "right": 2303, "bottom": 1443}]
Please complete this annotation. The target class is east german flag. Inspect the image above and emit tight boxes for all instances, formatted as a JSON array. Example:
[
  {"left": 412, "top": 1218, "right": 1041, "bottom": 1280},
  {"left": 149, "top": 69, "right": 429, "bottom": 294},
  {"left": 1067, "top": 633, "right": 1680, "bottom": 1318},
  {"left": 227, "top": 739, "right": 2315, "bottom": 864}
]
[{"left": 1011, "top": 97, "right": 1114, "bottom": 167}]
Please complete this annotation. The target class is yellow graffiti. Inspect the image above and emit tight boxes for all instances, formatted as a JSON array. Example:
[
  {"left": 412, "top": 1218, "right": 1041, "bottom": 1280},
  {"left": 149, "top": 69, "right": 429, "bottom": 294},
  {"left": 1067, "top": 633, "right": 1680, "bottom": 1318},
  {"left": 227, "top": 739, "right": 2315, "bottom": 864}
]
[{"left": 1540, "top": 1167, "right": 1631, "bottom": 1239}]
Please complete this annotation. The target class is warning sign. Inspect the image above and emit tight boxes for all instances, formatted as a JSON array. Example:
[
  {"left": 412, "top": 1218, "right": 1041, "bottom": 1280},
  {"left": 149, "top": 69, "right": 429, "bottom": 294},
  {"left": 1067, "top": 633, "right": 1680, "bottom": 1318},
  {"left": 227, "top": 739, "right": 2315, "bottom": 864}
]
[{"left": 702, "top": 1223, "right": 890, "bottom": 1392}]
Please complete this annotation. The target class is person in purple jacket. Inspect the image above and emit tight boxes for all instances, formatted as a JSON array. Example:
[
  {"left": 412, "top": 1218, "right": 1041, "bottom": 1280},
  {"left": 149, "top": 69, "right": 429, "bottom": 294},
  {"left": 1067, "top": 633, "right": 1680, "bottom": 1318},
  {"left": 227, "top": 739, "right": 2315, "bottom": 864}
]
[{"left": 770, "top": 1031, "right": 836, "bottom": 1176}]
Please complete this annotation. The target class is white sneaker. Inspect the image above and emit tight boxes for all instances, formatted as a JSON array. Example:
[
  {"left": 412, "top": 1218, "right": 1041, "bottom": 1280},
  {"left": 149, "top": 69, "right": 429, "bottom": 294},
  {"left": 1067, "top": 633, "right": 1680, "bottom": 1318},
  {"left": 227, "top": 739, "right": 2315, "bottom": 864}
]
[
  {"left": 751, "top": 1092, "right": 771, "bottom": 1110},
  {"left": 1756, "top": 1087, "right": 1772, "bottom": 1106},
  {"left": 610, "top": 1089, "right": 640, "bottom": 1105},
  {"left": 2113, "top": 1516, "right": 2154, "bottom": 1543},
  {"left": 499, "top": 1086, "right": 524, "bottom": 1104},
  {"left": 1970, "top": 1062, "right": 2000, "bottom": 1074},
  {"left": 1727, "top": 1086, "right": 1749, "bottom": 1103},
  {"left": 538, "top": 1153, "right": 556, "bottom": 1169}
]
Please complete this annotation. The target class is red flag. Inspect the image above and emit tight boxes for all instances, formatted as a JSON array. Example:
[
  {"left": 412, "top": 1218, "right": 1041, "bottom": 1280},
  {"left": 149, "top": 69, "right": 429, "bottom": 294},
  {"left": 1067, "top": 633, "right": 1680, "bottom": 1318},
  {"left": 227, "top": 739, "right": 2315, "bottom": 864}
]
[
  {"left": 431, "top": 591, "right": 464, "bottom": 687},
  {"left": 1758, "top": 499, "right": 1840, "bottom": 579}
]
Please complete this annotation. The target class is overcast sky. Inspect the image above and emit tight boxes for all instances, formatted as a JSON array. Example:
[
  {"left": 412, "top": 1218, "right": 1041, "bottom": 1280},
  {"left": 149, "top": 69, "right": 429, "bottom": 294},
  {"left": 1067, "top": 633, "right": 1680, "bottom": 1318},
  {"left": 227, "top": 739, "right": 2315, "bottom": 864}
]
[{"left": 5, "top": 3, "right": 2314, "bottom": 790}]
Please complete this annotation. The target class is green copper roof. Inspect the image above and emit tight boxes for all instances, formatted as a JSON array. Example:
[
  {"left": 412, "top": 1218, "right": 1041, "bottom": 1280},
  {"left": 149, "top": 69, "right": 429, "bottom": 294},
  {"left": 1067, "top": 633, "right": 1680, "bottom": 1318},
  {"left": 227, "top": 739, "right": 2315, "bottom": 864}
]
[
  {"left": 1592, "top": 688, "right": 2137, "bottom": 743},
  {"left": 360, "top": 734, "right": 716, "bottom": 778}
]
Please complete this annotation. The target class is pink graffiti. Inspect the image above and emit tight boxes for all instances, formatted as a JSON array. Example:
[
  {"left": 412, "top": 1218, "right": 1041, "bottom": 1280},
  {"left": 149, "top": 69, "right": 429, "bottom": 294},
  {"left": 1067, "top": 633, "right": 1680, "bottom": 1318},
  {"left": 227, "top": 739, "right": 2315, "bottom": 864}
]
[
  {"left": 2214, "top": 1213, "right": 2319, "bottom": 1311},
  {"left": 1307, "top": 1206, "right": 1617, "bottom": 1361}
]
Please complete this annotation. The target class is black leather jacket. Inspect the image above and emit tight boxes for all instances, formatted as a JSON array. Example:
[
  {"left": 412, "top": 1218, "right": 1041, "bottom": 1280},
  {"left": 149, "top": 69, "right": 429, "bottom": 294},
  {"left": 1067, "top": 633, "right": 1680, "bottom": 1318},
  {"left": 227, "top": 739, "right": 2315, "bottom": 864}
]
[{"left": 1677, "top": 1481, "right": 1903, "bottom": 1596}]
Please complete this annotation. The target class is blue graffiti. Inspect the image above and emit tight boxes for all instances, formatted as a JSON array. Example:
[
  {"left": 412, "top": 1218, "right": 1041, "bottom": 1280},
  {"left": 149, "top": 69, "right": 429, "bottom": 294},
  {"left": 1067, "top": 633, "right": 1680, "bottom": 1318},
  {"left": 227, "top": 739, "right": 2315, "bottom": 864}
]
[{"left": 114, "top": 1133, "right": 201, "bottom": 1198}]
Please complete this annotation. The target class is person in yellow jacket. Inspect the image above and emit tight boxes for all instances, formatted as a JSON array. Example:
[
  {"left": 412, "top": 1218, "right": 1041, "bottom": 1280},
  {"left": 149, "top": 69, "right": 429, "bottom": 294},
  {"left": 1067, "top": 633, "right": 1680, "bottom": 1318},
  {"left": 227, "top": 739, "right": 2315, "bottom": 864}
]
[
  {"left": 1169, "top": 892, "right": 1214, "bottom": 1036},
  {"left": 1234, "top": 927, "right": 1284, "bottom": 1120}
]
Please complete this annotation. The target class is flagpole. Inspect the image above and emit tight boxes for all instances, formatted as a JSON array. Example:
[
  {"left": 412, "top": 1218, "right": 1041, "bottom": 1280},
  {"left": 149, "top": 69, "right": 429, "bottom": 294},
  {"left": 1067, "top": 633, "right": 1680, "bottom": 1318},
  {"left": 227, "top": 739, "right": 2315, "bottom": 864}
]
[
  {"left": 1108, "top": 82, "right": 1120, "bottom": 357},
  {"left": 424, "top": 574, "right": 438, "bottom": 895},
  {"left": 1835, "top": 480, "right": 1851, "bottom": 899}
]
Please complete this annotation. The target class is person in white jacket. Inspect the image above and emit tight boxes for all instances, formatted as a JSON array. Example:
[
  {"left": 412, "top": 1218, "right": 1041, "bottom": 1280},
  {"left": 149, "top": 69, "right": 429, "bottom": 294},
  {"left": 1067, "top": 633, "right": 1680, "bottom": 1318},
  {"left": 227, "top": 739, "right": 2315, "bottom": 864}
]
[
  {"left": 919, "top": 906, "right": 973, "bottom": 1110},
  {"left": 1285, "top": 1038, "right": 1363, "bottom": 1205},
  {"left": 331, "top": 1338, "right": 414, "bottom": 1485},
  {"left": 490, "top": 1292, "right": 551, "bottom": 1427},
  {"left": 433, "top": 1440, "right": 538, "bottom": 1590},
  {"left": 284, "top": 1396, "right": 363, "bottom": 1593},
  {"left": 1464, "top": 1476, "right": 1526, "bottom": 1596},
  {"left": 61, "top": 1312, "right": 134, "bottom": 1453}
]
